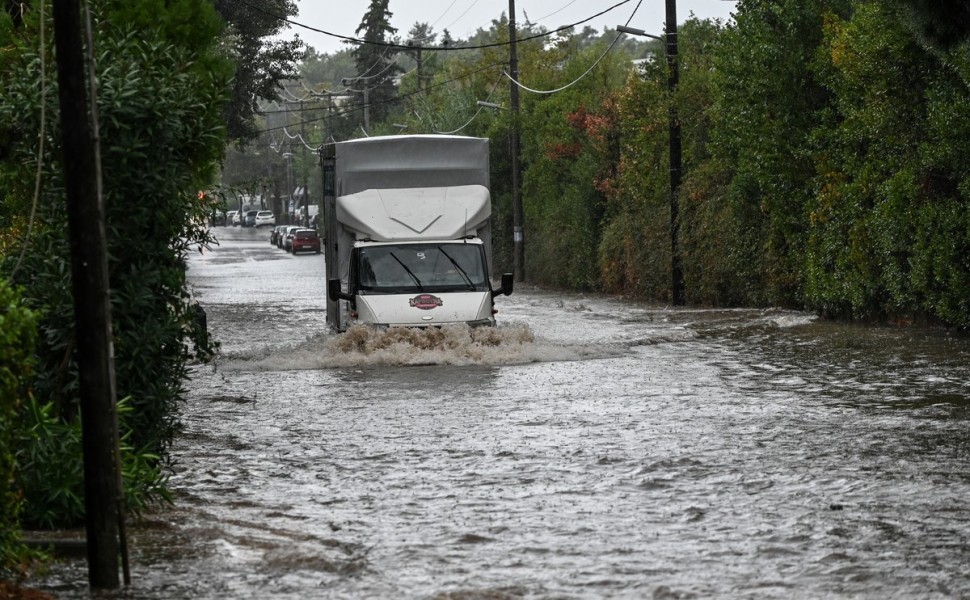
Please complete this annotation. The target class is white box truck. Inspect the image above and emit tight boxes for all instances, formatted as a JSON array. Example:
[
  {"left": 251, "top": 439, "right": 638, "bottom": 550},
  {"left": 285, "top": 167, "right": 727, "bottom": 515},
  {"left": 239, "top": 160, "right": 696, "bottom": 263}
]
[{"left": 323, "top": 135, "right": 513, "bottom": 331}]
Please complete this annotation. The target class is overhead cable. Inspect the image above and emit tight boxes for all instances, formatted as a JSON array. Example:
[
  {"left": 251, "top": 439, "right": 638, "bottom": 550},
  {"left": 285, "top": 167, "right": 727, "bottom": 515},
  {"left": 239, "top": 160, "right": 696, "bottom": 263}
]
[
  {"left": 533, "top": 0, "right": 581, "bottom": 24},
  {"left": 236, "top": 0, "right": 633, "bottom": 52},
  {"left": 432, "top": 76, "right": 505, "bottom": 135},
  {"left": 441, "top": 0, "right": 483, "bottom": 34},
  {"left": 256, "top": 61, "right": 507, "bottom": 135},
  {"left": 504, "top": 0, "right": 642, "bottom": 95}
]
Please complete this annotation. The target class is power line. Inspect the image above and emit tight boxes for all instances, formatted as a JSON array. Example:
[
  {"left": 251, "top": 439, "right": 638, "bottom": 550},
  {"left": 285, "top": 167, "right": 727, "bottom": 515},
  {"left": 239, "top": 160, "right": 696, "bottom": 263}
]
[
  {"left": 505, "top": 0, "right": 643, "bottom": 95},
  {"left": 441, "top": 0, "right": 484, "bottom": 34},
  {"left": 429, "top": 0, "right": 461, "bottom": 30},
  {"left": 251, "top": 0, "right": 641, "bottom": 139},
  {"left": 236, "top": 0, "right": 633, "bottom": 51},
  {"left": 532, "top": 0, "right": 581, "bottom": 25},
  {"left": 430, "top": 75, "right": 504, "bottom": 135},
  {"left": 256, "top": 61, "right": 507, "bottom": 135}
]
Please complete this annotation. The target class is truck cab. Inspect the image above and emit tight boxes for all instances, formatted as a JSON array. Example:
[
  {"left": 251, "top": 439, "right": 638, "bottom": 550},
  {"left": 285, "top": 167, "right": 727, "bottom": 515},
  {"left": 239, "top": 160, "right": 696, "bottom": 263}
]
[{"left": 332, "top": 239, "right": 511, "bottom": 328}]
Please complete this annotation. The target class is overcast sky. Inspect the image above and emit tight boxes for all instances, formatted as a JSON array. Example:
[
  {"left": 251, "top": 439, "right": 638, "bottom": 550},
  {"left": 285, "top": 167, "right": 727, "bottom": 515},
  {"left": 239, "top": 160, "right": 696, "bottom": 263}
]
[{"left": 286, "top": 1, "right": 737, "bottom": 55}]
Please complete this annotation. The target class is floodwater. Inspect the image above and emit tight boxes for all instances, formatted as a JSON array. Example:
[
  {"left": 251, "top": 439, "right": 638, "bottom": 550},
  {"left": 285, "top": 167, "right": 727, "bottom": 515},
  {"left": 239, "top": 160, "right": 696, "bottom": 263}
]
[{"left": 36, "top": 226, "right": 970, "bottom": 599}]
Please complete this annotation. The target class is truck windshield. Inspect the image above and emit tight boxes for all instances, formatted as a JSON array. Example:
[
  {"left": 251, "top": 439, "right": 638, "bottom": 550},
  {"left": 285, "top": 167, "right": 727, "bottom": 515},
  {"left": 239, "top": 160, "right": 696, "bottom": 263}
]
[{"left": 355, "top": 243, "right": 489, "bottom": 294}]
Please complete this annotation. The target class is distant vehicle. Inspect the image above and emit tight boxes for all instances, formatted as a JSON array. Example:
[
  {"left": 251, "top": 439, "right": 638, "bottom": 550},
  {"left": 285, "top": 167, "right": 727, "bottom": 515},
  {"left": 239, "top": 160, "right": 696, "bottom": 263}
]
[
  {"left": 227, "top": 210, "right": 238, "bottom": 226},
  {"left": 300, "top": 204, "right": 319, "bottom": 227},
  {"left": 254, "top": 211, "right": 276, "bottom": 227},
  {"left": 212, "top": 211, "right": 227, "bottom": 226},
  {"left": 290, "top": 229, "right": 321, "bottom": 255},
  {"left": 269, "top": 225, "right": 285, "bottom": 245},
  {"left": 242, "top": 210, "right": 259, "bottom": 227},
  {"left": 279, "top": 226, "right": 301, "bottom": 250},
  {"left": 324, "top": 135, "right": 512, "bottom": 331}
]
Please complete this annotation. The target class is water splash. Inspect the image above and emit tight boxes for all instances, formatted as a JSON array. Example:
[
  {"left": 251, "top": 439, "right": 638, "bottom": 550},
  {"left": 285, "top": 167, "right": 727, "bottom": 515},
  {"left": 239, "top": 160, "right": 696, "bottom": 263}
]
[{"left": 213, "top": 321, "right": 637, "bottom": 371}]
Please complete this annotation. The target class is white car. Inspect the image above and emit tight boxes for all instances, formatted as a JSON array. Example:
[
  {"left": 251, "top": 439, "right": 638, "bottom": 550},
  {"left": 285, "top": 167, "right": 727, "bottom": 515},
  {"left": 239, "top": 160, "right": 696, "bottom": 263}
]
[
  {"left": 226, "top": 210, "right": 238, "bottom": 226},
  {"left": 254, "top": 211, "right": 276, "bottom": 227}
]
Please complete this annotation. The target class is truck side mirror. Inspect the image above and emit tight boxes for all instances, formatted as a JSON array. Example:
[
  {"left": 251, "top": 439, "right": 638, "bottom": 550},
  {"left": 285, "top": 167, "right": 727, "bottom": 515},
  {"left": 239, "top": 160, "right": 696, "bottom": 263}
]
[
  {"left": 328, "top": 279, "right": 353, "bottom": 302},
  {"left": 492, "top": 272, "right": 514, "bottom": 298}
]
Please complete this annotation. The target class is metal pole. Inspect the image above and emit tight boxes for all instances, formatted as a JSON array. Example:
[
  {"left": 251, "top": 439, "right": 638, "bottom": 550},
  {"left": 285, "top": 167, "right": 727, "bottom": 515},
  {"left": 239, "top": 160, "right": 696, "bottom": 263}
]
[
  {"left": 666, "top": 0, "right": 685, "bottom": 305},
  {"left": 509, "top": 0, "right": 524, "bottom": 281}
]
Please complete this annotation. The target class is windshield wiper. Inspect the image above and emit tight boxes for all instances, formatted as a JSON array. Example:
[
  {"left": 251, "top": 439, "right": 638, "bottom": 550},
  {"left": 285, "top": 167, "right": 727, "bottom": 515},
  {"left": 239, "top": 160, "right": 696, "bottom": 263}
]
[
  {"left": 389, "top": 252, "right": 423, "bottom": 290},
  {"left": 437, "top": 247, "right": 476, "bottom": 290}
]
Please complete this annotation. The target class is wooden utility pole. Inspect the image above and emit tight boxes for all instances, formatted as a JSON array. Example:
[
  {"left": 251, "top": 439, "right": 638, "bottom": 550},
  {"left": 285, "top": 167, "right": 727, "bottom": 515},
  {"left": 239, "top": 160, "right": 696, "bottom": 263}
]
[
  {"left": 51, "top": 0, "right": 124, "bottom": 588},
  {"left": 301, "top": 99, "right": 309, "bottom": 226},
  {"left": 665, "top": 0, "right": 685, "bottom": 305},
  {"left": 508, "top": 0, "right": 524, "bottom": 281}
]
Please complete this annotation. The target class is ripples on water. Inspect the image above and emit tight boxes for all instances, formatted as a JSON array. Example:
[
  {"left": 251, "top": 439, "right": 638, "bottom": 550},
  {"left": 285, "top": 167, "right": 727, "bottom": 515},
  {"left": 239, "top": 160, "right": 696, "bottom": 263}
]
[{"left": 33, "top": 278, "right": 970, "bottom": 599}]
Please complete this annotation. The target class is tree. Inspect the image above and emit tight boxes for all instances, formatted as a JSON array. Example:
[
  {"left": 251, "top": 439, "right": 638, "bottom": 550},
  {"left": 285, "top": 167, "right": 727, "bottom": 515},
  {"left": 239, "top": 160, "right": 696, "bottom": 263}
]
[
  {"left": 890, "top": 0, "right": 970, "bottom": 49},
  {"left": 521, "top": 39, "right": 629, "bottom": 290},
  {"left": 806, "top": 1, "right": 970, "bottom": 324},
  {"left": 599, "top": 19, "right": 726, "bottom": 301},
  {"left": 300, "top": 47, "right": 357, "bottom": 88},
  {"left": 348, "top": 0, "right": 402, "bottom": 128},
  {"left": 213, "top": 0, "right": 304, "bottom": 143},
  {"left": 707, "top": 0, "right": 851, "bottom": 306}
]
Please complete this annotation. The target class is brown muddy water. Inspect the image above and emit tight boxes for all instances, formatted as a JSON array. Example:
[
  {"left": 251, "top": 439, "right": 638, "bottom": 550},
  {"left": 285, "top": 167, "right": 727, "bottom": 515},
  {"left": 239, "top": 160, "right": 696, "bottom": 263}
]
[{"left": 34, "top": 226, "right": 970, "bottom": 599}]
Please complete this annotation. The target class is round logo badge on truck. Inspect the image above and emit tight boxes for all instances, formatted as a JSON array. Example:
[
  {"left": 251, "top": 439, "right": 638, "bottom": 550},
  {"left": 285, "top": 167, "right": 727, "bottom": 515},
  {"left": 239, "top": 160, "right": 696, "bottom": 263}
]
[{"left": 409, "top": 294, "right": 443, "bottom": 310}]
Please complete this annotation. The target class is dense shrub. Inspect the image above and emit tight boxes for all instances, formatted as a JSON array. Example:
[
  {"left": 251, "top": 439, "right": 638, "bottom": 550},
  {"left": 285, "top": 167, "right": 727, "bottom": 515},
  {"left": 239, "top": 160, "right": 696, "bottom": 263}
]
[
  {"left": 805, "top": 2, "right": 970, "bottom": 325},
  {"left": 0, "top": 0, "right": 229, "bottom": 529},
  {"left": 0, "top": 280, "right": 37, "bottom": 577},
  {"left": 13, "top": 395, "right": 171, "bottom": 529}
]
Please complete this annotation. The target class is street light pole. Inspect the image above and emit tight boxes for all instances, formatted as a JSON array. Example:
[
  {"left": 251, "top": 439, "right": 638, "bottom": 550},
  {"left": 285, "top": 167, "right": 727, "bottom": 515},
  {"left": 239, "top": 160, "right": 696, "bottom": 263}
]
[
  {"left": 509, "top": 0, "right": 524, "bottom": 282},
  {"left": 617, "top": 0, "right": 685, "bottom": 306}
]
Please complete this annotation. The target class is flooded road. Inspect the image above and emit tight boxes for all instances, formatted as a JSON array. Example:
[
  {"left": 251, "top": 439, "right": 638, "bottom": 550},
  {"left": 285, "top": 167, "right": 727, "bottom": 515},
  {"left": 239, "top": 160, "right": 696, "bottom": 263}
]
[{"left": 40, "top": 225, "right": 970, "bottom": 599}]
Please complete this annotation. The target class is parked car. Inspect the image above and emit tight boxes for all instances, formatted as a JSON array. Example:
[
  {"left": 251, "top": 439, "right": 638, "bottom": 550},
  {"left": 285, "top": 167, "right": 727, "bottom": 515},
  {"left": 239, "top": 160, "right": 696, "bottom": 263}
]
[
  {"left": 290, "top": 228, "right": 321, "bottom": 254},
  {"left": 242, "top": 210, "right": 259, "bottom": 227},
  {"left": 254, "top": 210, "right": 276, "bottom": 227},
  {"left": 279, "top": 226, "right": 301, "bottom": 250},
  {"left": 227, "top": 210, "right": 238, "bottom": 226},
  {"left": 212, "top": 211, "right": 227, "bottom": 226},
  {"left": 269, "top": 225, "right": 285, "bottom": 245}
]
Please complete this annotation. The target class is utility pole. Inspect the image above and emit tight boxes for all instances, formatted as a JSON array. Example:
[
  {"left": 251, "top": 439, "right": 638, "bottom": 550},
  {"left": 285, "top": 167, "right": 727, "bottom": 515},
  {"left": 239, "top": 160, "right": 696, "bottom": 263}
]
[
  {"left": 415, "top": 43, "right": 425, "bottom": 95},
  {"left": 52, "top": 0, "right": 124, "bottom": 588},
  {"left": 665, "top": 0, "right": 685, "bottom": 306},
  {"left": 301, "top": 99, "right": 309, "bottom": 226},
  {"left": 616, "top": 19, "right": 683, "bottom": 304},
  {"left": 509, "top": 0, "right": 524, "bottom": 282},
  {"left": 341, "top": 77, "right": 371, "bottom": 134}
]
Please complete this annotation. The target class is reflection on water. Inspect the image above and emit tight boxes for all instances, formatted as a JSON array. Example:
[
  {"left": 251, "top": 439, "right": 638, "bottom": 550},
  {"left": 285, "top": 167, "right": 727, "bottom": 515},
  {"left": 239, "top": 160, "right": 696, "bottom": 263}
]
[{"left": 30, "top": 229, "right": 970, "bottom": 599}]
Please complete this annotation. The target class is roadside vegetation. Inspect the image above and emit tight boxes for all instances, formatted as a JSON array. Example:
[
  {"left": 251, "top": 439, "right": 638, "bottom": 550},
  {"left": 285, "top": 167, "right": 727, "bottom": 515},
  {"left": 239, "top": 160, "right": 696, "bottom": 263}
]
[
  {"left": 0, "top": 0, "right": 297, "bottom": 581},
  {"left": 2, "top": 0, "right": 970, "bottom": 584},
  {"left": 228, "top": 0, "right": 970, "bottom": 327}
]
